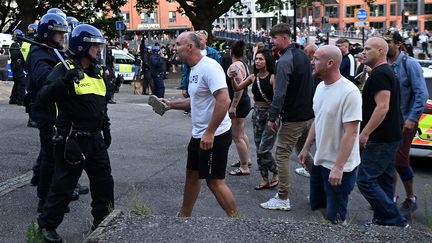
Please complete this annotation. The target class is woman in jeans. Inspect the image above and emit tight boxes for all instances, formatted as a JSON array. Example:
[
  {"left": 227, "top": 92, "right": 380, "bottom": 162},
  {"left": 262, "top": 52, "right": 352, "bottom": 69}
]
[{"left": 230, "top": 49, "right": 279, "bottom": 190}]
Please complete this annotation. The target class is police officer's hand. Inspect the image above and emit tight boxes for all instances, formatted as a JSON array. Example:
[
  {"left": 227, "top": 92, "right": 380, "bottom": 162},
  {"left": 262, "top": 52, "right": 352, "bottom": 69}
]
[
  {"left": 64, "top": 68, "right": 84, "bottom": 84},
  {"left": 103, "top": 129, "right": 112, "bottom": 149}
]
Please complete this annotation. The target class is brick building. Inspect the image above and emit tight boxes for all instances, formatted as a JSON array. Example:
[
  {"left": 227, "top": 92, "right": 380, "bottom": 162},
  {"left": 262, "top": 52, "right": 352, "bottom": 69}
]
[
  {"left": 118, "top": 0, "right": 192, "bottom": 36},
  {"left": 298, "top": 0, "right": 432, "bottom": 32}
]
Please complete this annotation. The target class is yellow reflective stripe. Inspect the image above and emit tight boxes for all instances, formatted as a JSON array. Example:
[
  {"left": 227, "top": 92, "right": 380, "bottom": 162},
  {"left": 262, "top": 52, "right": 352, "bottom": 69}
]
[
  {"left": 68, "top": 62, "right": 106, "bottom": 96},
  {"left": 73, "top": 74, "right": 106, "bottom": 96},
  {"left": 119, "top": 64, "right": 132, "bottom": 73},
  {"left": 21, "top": 42, "right": 31, "bottom": 61}
]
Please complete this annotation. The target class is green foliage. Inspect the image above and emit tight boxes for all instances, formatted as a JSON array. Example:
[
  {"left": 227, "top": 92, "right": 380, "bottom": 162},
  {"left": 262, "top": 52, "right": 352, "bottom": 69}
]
[
  {"left": 26, "top": 221, "right": 44, "bottom": 243},
  {"left": 0, "top": 0, "right": 128, "bottom": 33}
]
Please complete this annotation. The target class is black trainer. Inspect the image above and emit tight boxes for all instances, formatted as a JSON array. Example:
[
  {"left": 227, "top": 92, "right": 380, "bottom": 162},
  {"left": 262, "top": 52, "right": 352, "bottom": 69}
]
[
  {"left": 230, "top": 161, "right": 252, "bottom": 168},
  {"left": 76, "top": 184, "right": 89, "bottom": 195},
  {"left": 71, "top": 187, "right": 80, "bottom": 201},
  {"left": 400, "top": 196, "right": 418, "bottom": 217},
  {"left": 43, "top": 229, "right": 63, "bottom": 243}
]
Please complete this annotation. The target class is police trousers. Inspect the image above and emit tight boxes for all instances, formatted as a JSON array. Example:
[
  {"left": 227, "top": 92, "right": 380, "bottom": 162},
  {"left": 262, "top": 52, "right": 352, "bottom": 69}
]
[{"left": 38, "top": 132, "right": 114, "bottom": 230}]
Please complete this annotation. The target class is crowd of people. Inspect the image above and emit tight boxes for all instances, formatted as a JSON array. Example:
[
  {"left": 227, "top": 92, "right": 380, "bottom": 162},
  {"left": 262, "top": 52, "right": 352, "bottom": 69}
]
[{"left": 149, "top": 23, "right": 429, "bottom": 228}]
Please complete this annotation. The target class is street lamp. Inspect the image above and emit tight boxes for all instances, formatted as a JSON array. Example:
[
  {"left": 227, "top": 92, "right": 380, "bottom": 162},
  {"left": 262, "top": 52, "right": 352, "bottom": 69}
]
[{"left": 246, "top": 8, "right": 252, "bottom": 65}]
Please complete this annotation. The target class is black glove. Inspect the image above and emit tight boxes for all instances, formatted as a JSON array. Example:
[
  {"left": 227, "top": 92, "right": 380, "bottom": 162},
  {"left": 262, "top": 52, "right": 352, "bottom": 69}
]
[
  {"left": 64, "top": 68, "right": 84, "bottom": 84},
  {"left": 103, "top": 129, "right": 111, "bottom": 149}
]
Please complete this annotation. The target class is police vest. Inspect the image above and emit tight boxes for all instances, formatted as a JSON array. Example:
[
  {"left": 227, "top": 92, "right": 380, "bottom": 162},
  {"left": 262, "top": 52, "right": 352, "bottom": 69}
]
[
  {"left": 21, "top": 42, "right": 31, "bottom": 61},
  {"left": 67, "top": 61, "right": 106, "bottom": 97}
]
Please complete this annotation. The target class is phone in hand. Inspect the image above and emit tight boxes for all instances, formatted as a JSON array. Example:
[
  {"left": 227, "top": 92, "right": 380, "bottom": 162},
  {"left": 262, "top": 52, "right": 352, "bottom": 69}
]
[{"left": 231, "top": 65, "right": 240, "bottom": 74}]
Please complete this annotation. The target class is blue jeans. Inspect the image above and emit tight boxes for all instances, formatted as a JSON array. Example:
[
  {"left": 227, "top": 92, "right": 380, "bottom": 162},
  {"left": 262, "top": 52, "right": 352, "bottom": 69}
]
[
  {"left": 310, "top": 165, "right": 357, "bottom": 223},
  {"left": 357, "top": 140, "right": 407, "bottom": 226}
]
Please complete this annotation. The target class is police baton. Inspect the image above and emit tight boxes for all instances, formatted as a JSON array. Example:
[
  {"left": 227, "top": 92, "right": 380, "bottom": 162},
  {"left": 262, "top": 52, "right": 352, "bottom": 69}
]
[{"left": 17, "top": 36, "right": 80, "bottom": 84}]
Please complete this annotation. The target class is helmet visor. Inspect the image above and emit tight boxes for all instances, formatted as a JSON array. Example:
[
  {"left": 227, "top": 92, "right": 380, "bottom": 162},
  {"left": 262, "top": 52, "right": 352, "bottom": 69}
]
[
  {"left": 83, "top": 36, "right": 106, "bottom": 44},
  {"left": 48, "top": 24, "right": 69, "bottom": 33}
]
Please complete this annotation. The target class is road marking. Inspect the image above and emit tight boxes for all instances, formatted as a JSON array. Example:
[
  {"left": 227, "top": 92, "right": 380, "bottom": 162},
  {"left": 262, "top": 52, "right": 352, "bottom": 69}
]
[{"left": 0, "top": 170, "right": 32, "bottom": 197}]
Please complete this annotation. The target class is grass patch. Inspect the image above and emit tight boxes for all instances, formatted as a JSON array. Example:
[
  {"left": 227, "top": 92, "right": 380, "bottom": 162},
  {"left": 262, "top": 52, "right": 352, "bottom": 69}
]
[
  {"left": 26, "top": 221, "right": 44, "bottom": 243},
  {"left": 423, "top": 184, "right": 432, "bottom": 231},
  {"left": 128, "top": 185, "right": 151, "bottom": 216}
]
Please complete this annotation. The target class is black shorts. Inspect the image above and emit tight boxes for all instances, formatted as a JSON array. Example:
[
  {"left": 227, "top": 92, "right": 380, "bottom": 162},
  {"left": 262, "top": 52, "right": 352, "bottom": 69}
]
[
  {"left": 235, "top": 98, "right": 251, "bottom": 118},
  {"left": 186, "top": 129, "right": 232, "bottom": 179}
]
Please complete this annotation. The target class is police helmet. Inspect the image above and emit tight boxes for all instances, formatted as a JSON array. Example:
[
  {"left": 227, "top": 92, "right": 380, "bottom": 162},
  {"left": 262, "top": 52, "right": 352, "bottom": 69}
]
[
  {"left": 69, "top": 24, "right": 106, "bottom": 62},
  {"left": 27, "top": 23, "right": 38, "bottom": 38},
  {"left": 152, "top": 45, "right": 160, "bottom": 54},
  {"left": 66, "top": 16, "right": 80, "bottom": 32},
  {"left": 146, "top": 46, "right": 152, "bottom": 52},
  {"left": 12, "top": 29, "right": 24, "bottom": 41},
  {"left": 47, "top": 7, "right": 67, "bottom": 20},
  {"left": 37, "top": 13, "right": 69, "bottom": 43}
]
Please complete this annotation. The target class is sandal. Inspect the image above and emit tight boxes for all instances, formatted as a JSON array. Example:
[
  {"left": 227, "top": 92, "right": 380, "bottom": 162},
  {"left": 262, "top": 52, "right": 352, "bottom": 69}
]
[
  {"left": 229, "top": 168, "right": 250, "bottom": 176},
  {"left": 269, "top": 173, "right": 279, "bottom": 188},
  {"left": 230, "top": 160, "right": 252, "bottom": 168},
  {"left": 255, "top": 182, "right": 270, "bottom": 190}
]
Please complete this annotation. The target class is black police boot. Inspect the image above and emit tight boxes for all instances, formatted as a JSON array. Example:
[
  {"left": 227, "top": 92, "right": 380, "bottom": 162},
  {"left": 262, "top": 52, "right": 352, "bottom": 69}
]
[
  {"left": 9, "top": 99, "right": 17, "bottom": 105},
  {"left": 76, "top": 183, "right": 89, "bottom": 195},
  {"left": 30, "top": 172, "right": 39, "bottom": 186},
  {"left": 42, "top": 229, "right": 63, "bottom": 243}
]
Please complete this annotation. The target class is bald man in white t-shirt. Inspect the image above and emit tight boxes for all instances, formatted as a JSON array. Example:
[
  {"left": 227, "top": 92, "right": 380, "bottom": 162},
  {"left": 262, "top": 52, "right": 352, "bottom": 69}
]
[
  {"left": 159, "top": 32, "right": 239, "bottom": 217},
  {"left": 299, "top": 45, "right": 362, "bottom": 225}
]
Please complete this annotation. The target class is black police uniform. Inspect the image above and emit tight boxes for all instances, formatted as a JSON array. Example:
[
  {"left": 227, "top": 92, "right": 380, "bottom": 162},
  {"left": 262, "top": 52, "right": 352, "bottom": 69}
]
[
  {"left": 150, "top": 52, "right": 165, "bottom": 98},
  {"left": 27, "top": 44, "right": 60, "bottom": 204},
  {"left": 141, "top": 50, "right": 153, "bottom": 94},
  {"left": 37, "top": 59, "right": 114, "bottom": 230},
  {"left": 9, "top": 41, "right": 26, "bottom": 105}
]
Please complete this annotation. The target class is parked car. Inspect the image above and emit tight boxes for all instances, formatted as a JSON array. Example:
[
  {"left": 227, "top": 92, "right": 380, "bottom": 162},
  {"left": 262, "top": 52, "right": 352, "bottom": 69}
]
[
  {"left": 410, "top": 67, "right": 432, "bottom": 158},
  {"left": 111, "top": 49, "right": 136, "bottom": 83}
]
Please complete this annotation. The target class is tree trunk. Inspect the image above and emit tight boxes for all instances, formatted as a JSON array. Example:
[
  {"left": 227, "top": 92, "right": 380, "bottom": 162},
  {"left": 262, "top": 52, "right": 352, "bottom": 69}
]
[{"left": 16, "top": 0, "right": 37, "bottom": 32}]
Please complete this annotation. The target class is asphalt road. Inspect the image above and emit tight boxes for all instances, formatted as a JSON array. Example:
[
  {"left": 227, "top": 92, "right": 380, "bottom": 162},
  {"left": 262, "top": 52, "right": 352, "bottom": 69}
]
[{"left": 0, "top": 75, "right": 431, "bottom": 242}]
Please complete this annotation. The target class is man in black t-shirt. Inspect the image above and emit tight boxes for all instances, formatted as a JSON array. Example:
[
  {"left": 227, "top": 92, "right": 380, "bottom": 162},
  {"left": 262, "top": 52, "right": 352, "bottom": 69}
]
[{"left": 356, "top": 37, "right": 408, "bottom": 227}]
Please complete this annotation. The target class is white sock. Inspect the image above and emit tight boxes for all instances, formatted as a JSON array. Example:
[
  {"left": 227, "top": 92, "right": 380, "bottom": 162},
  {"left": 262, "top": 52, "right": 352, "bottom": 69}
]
[{"left": 409, "top": 196, "right": 416, "bottom": 203}]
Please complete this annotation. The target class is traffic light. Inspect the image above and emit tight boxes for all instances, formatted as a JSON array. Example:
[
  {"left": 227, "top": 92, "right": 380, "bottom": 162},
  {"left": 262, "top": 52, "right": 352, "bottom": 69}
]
[
  {"left": 402, "top": 9, "right": 409, "bottom": 25},
  {"left": 322, "top": 16, "right": 329, "bottom": 24}
]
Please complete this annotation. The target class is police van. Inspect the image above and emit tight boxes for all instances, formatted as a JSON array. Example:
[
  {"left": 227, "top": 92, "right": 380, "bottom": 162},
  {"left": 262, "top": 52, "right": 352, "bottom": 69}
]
[
  {"left": 0, "top": 33, "right": 13, "bottom": 80},
  {"left": 111, "top": 49, "right": 136, "bottom": 83},
  {"left": 410, "top": 67, "right": 432, "bottom": 158}
]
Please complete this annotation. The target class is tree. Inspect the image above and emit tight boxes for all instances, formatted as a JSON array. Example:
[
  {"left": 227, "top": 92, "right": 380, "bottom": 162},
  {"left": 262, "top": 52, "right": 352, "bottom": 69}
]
[
  {"left": 0, "top": 0, "right": 127, "bottom": 34},
  {"left": 135, "top": 0, "right": 242, "bottom": 41}
]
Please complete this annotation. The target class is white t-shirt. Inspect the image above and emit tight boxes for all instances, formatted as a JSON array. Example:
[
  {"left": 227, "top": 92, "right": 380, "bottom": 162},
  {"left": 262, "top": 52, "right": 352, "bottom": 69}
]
[
  {"left": 313, "top": 77, "right": 362, "bottom": 172},
  {"left": 188, "top": 56, "right": 231, "bottom": 138}
]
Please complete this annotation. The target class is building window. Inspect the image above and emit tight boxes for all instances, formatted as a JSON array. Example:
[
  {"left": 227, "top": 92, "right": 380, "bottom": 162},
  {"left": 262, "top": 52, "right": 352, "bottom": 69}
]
[
  {"left": 390, "top": 4, "right": 397, "bottom": 16},
  {"left": 425, "top": 4, "right": 432, "bottom": 14},
  {"left": 325, "top": 6, "right": 339, "bottom": 18},
  {"left": 140, "top": 11, "right": 158, "bottom": 24},
  {"left": 370, "top": 5, "right": 385, "bottom": 17},
  {"left": 169, "top": 11, "right": 176, "bottom": 23},
  {"left": 370, "top": 22, "right": 384, "bottom": 29},
  {"left": 314, "top": 6, "right": 320, "bottom": 18},
  {"left": 122, "top": 12, "right": 130, "bottom": 24},
  {"left": 346, "top": 5, "right": 361, "bottom": 18}
]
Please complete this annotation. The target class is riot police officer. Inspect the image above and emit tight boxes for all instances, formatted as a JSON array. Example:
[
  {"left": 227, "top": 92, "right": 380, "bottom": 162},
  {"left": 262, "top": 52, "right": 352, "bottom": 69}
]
[
  {"left": 27, "top": 13, "right": 69, "bottom": 213},
  {"left": 149, "top": 45, "right": 165, "bottom": 98},
  {"left": 141, "top": 46, "right": 153, "bottom": 95},
  {"left": 25, "top": 23, "right": 38, "bottom": 129},
  {"left": 36, "top": 24, "right": 114, "bottom": 242},
  {"left": 9, "top": 29, "right": 26, "bottom": 105}
]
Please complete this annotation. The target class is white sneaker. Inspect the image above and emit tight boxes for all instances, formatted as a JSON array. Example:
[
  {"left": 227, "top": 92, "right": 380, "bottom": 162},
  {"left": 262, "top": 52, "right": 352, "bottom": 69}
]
[
  {"left": 295, "top": 167, "right": 310, "bottom": 177},
  {"left": 260, "top": 193, "right": 291, "bottom": 211}
]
